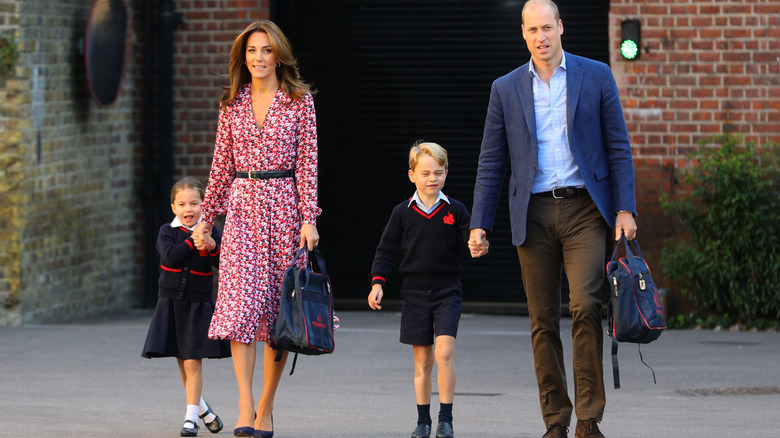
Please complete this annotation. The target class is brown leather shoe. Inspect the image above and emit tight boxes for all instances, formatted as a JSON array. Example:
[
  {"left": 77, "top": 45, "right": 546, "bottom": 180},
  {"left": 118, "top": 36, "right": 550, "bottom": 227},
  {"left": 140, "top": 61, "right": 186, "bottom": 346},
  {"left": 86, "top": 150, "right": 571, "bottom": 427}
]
[
  {"left": 574, "top": 419, "right": 605, "bottom": 438},
  {"left": 542, "top": 423, "right": 568, "bottom": 438}
]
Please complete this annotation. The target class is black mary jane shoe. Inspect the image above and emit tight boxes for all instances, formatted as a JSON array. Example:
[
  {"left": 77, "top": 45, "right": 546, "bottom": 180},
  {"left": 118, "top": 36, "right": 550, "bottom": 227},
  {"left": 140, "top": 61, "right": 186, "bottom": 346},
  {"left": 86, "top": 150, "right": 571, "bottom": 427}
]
[
  {"left": 411, "top": 423, "right": 432, "bottom": 438},
  {"left": 181, "top": 420, "right": 199, "bottom": 437},
  {"left": 435, "top": 421, "right": 454, "bottom": 438},
  {"left": 200, "top": 402, "right": 224, "bottom": 433}
]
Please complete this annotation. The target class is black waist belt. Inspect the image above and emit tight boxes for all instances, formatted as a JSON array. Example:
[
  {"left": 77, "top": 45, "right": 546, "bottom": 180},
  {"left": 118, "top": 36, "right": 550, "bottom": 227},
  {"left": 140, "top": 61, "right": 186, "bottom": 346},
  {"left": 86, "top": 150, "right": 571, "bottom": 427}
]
[
  {"left": 533, "top": 187, "right": 589, "bottom": 199},
  {"left": 235, "top": 170, "right": 294, "bottom": 179}
]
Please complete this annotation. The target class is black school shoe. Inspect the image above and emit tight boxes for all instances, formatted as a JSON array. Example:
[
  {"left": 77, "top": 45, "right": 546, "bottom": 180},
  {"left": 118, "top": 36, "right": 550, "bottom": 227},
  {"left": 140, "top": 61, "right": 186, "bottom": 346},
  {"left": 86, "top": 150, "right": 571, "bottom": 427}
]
[
  {"left": 435, "top": 421, "right": 454, "bottom": 438},
  {"left": 181, "top": 419, "right": 199, "bottom": 437},
  {"left": 199, "top": 402, "right": 224, "bottom": 433},
  {"left": 411, "top": 423, "right": 432, "bottom": 438}
]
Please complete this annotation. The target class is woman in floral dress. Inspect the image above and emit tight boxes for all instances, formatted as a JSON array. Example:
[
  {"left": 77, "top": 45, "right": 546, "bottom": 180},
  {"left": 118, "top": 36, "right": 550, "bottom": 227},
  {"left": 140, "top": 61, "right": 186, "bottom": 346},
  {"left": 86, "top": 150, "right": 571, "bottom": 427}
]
[{"left": 193, "top": 20, "right": 320, "bottom": 438}]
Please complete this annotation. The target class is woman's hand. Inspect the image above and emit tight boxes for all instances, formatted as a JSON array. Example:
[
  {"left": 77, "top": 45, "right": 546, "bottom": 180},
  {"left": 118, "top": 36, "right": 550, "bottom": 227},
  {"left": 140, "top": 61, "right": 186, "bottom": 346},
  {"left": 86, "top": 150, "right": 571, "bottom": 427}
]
[
  {"left": 299, "top": 223, "right": 319, "bottom": 250},
  {"left": 193, "top": 222, "right": 213, "bottom": 250}
]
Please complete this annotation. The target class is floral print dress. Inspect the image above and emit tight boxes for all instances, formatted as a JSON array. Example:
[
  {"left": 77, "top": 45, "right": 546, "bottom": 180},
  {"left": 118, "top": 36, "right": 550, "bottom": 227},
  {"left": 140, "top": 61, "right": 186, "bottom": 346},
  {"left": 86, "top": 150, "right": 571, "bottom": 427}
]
[{"left": 202, "top": 83, "right": 321, "bottom": 344}]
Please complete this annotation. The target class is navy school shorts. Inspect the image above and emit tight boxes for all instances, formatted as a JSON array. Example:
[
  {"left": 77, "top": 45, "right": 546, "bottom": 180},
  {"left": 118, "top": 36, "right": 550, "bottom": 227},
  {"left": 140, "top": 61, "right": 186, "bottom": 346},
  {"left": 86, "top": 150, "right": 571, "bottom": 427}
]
[{"left": 399, "top": 286, "right": 463, "bottom": 346}]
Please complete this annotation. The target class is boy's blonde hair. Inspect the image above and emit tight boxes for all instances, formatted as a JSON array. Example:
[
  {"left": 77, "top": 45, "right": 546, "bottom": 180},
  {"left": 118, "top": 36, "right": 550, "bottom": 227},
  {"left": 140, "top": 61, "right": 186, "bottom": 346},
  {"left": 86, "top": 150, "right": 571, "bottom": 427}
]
[
  {"left": 409, "top": 141, "right": 448, "bottom": 171},
  {"left": 170, "top": 177, "right": 206, "bottom": 204}
]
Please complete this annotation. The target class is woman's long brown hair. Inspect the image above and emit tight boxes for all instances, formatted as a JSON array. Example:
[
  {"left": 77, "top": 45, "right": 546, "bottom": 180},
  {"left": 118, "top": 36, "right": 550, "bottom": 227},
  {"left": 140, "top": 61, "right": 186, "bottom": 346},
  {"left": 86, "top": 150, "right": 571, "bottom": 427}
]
[{"left": 219, "top": 20, "right": 313, "bottom": 111}]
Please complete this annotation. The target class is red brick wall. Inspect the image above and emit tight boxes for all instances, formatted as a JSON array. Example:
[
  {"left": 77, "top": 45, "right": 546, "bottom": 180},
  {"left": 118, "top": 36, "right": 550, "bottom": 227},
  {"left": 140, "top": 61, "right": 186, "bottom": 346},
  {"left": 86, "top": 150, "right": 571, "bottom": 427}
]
[
  {"left": 609, "top": 0, "right": 780, "bottom": 311},
  {"left": 171, "top": 0, "right": 270, "bottom": 181}
]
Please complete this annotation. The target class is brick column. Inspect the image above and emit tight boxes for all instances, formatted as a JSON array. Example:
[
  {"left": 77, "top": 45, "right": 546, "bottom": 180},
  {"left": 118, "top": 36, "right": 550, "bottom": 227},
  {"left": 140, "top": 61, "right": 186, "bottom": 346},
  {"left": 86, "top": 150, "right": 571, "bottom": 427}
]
[
  {"left": 0, "top": 0, "right": 142, "bottom": 325},
  {"left": 0, "top": 1, "right": 23, "bottom": 325}
]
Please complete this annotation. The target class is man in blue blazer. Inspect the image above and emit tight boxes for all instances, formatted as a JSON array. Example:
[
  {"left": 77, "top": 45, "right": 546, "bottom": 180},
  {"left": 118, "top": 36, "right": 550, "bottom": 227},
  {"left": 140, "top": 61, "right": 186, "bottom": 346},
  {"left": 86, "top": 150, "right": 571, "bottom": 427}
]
[{"left": 468, "top": 1, "right": 637, "bottom": 437}]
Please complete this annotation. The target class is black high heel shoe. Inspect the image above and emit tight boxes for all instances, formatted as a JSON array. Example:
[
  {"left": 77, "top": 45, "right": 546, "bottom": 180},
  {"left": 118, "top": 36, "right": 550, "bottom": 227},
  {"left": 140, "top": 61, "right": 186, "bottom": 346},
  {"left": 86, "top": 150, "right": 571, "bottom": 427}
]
[
  {"left": 233, "top": 426, "right": 254, "bottom": 437},
  {"left": 253, "top": 414, "right": 273, "bottom": 438},
  {"left": 234, "top": 411, "right": 257, "bottom": 436}
]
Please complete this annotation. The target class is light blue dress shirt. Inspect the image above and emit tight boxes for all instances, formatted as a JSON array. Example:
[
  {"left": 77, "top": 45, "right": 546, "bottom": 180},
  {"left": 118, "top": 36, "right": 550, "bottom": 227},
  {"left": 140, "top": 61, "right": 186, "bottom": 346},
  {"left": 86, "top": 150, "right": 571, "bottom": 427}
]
[
  {"left": 529, "top": 53, "right": 585, "bottom": 194},
  {"left": 409, "top": 190, "right": 450, "bottom": 214}
]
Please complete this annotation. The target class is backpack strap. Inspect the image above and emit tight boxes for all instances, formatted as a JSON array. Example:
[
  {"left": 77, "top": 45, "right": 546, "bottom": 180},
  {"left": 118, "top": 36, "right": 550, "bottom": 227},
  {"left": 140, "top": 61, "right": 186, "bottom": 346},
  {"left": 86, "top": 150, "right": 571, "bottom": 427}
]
[
  {"left": 288, "top": 353, "right": 298, "bottom": 376},
  {"left": 611, "top": 337, "right": 621, "bottom": 389},
  {"left": 612, "top": 338, "right": 658, "bottom": 390},
  {"left": 637, "top": 344, "right": 657, "bottom": 384},
  {"left": 274, "top": 349, "right": 300, "bottom": 376}
]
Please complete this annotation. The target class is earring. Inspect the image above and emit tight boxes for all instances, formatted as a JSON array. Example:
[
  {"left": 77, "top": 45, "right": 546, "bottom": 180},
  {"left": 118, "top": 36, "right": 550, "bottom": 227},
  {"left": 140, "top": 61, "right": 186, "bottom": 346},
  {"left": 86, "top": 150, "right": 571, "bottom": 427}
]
[
  {"left": 276, "top": 62, "right": 281, "bottom": 67},
  {"left": 244, "top": 61, "right": 247, "bottom": 65}
]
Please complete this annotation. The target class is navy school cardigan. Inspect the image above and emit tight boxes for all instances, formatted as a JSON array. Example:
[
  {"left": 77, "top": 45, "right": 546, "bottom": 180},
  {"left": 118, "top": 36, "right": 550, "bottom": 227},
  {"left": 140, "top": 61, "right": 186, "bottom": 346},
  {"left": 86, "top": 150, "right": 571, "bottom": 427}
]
[{"left": 156, "top": 223, "right": 221, "bottom": 302}]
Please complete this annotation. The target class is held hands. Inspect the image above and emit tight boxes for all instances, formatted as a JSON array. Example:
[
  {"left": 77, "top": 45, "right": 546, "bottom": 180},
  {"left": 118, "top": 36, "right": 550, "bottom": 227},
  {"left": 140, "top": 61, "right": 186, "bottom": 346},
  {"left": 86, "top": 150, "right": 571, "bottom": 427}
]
[
  {"left": 368, "top": 284, "right": 384, "bottom": 310},
  {"left": 193, "top": 222, "right": 215, "bottom": 252},
  {"left": 299, "top": 223, "right": 320, "bottom": 251},
  {"left": 615, "top": 211, "right": 638, "bottom": 241},
  {"left": 200, "top": 234, "right": 216, "bottom": 252},
  {"left": 468, "top": 228, "right": 490, "bottom": 258}
]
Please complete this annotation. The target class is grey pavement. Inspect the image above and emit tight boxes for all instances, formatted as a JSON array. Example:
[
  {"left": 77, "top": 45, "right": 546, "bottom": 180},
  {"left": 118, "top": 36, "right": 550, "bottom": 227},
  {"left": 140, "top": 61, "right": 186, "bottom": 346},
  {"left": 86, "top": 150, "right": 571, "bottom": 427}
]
[{"left": 1, "top": 309, "right": 778, "bottom": 437}]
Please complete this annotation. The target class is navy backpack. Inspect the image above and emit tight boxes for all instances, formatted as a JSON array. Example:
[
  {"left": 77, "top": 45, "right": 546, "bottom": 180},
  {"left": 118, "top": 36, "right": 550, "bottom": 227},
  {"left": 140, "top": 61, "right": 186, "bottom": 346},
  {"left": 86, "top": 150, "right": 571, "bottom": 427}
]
[
  {"left": 270, "top": 247, "right": 335, "bottom": 375},
  {"left": 606, "top": 235, "right": 665, "bottom": 388}
]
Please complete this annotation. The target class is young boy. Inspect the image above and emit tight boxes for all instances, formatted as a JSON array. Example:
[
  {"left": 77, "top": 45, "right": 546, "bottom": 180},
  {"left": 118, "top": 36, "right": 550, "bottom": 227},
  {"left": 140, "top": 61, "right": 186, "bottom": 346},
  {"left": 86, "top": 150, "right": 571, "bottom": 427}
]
[{"left": 368, "top": 141, "right": 475, "bottom": 438}]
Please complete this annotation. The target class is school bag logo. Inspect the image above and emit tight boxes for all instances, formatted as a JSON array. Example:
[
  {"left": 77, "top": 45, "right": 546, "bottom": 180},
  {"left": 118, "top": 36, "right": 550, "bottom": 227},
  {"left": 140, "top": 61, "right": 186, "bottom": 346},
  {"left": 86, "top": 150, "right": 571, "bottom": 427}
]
[{"left": 312, "top": 313, "right": 328, "bottom": 330}]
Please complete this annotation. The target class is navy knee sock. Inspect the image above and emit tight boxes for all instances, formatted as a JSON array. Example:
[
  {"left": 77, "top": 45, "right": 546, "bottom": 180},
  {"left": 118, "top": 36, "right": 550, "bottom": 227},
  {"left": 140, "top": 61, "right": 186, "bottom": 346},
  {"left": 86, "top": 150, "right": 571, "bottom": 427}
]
[
  {"left": 417, "top": 404, "right": 432, "bottom": 425},
  {"left": 438, "top": 403, "right": 453, "bottom": 423}
]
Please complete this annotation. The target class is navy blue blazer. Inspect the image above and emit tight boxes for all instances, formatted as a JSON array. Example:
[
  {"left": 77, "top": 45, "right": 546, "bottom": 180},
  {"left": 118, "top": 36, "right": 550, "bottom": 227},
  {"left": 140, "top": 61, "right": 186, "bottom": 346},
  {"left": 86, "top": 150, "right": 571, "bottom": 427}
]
[{"left": 471, "top": 52, "right": 637, "bottom": 246}]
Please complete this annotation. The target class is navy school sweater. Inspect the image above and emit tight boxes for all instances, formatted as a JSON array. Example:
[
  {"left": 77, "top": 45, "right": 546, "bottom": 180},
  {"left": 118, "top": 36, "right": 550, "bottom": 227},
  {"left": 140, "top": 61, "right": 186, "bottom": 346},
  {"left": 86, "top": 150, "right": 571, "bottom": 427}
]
[
  {"left": 371, "top": 196, "right": 471, "bottom": 290},
  {"left": 156, "top": 223, "right": 221, "bottom": 302}
]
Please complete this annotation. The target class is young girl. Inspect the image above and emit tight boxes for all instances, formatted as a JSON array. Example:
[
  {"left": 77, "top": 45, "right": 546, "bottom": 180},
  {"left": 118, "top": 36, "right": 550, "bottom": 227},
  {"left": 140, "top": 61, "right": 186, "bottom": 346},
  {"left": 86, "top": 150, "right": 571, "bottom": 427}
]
[{"left": 142, "top": 177, "right": 231, "bottom": 437}]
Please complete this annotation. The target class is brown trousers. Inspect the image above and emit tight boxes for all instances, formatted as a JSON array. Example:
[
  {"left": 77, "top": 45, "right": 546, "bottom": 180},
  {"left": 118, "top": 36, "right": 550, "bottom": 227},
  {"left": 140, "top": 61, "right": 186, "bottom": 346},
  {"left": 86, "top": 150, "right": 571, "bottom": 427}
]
[{"left": 516, "top": 195, "right": 609, "bottom": 428}]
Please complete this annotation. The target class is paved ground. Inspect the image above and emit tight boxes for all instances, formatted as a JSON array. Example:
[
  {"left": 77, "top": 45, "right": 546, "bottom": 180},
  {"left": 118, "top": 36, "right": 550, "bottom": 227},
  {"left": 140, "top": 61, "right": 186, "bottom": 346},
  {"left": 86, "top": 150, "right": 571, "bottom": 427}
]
[{"left": 1, "top": 309, "right": 778, "bottom": 437}]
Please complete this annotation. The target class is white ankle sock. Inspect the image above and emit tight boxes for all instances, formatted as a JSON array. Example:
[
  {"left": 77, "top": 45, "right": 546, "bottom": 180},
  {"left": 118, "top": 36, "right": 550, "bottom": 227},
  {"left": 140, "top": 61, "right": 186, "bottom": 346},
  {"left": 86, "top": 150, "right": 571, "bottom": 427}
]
[
  {"left": 185, "top": 404, "right": 199, "bottom": 424},
  {"left": 199, "top": 398, "right": 216, "bottom": 423}
]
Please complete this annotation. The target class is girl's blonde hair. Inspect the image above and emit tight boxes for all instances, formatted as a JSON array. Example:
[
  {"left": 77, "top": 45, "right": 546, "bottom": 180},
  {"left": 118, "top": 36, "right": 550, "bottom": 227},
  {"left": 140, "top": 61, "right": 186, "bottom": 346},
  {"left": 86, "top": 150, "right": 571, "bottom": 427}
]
[
  {"left": 170, "top": 177, "right": 205, "bottom": 204},
  {"left": 220, "top": 20, "right": 312, "bottom": 111},
  {"left": 409, "top": 141, "right": 448, "bottom": 171}
]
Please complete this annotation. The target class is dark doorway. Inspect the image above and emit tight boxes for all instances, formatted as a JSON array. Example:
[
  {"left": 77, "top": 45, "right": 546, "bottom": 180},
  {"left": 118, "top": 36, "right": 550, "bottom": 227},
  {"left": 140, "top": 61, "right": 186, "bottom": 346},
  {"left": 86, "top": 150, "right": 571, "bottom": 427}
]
[{"left": 274, "top": 1, "right": 610, "bottom": 302}]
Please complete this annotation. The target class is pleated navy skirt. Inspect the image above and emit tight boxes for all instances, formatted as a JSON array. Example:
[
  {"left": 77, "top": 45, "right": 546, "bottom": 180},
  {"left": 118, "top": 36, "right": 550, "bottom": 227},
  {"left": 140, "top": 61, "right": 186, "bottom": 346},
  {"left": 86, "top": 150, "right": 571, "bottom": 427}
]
[{"left": 142, "top": 297, "right": 231, "bottom": 360}]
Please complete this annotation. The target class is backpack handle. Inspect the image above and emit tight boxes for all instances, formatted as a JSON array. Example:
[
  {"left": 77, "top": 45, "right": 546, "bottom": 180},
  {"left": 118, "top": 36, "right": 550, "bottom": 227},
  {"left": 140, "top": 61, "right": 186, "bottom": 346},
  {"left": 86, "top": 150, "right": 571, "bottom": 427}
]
[
  {"left": 308, "top": 247, "right": 328, "bottom": 279},
  {"left": 611, "top": 234, "right": 645, "bottom": 273},
  {"left": 292, "top": 247, "right": 330, "bottom": 294}
]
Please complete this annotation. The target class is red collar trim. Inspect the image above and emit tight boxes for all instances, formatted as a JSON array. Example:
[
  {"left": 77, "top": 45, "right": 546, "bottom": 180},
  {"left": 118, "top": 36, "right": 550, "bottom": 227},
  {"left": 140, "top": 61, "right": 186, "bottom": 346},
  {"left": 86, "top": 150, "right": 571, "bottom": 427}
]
[{"left": 411, "top": 202, "right": 446, "bottom": 219}]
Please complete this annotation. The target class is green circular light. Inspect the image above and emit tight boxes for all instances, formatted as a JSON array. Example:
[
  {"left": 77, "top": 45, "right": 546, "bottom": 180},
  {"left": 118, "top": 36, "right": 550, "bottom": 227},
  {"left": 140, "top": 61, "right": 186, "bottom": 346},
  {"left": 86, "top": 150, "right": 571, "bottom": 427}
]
[{"left": 621, "top": 40, "right": 639, "bottom": 60}]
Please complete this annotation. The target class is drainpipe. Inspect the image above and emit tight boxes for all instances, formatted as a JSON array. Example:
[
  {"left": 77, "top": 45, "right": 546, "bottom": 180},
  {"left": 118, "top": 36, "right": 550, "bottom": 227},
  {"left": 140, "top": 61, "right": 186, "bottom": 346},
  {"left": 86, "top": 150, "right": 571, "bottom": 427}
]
[
  {"left": 141, "top": 0, "right": 157, "bottom": 308},
  {"left": 141, "top": 0, "right": 181, "bottom": 307},
  {"left": 158, "top": 0, "right": 181, "bottom": 199}
]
